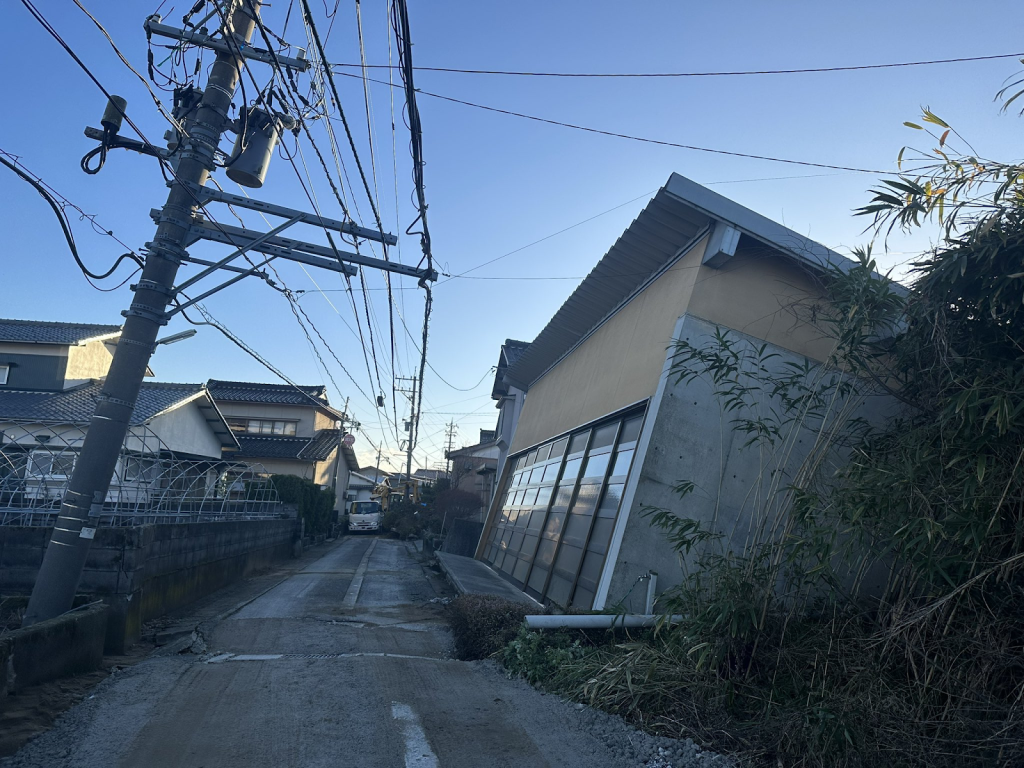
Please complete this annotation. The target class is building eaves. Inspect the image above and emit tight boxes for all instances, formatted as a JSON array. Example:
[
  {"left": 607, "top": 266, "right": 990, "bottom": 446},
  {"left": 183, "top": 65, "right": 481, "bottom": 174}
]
[
  {"left": 504, "top": 172, "right": 901, "bottom": 391},
  {"left": 0, "top": 319, "right": 122, "bottom": 346},
  {"left": 504, "top": 183, "right": 711, "bottom": 389}
]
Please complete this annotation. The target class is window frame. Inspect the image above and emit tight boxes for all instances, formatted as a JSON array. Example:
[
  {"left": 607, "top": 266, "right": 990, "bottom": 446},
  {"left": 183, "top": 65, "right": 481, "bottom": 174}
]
[{"left": 0, "top": 364, "right": 9, "bottom": 385}]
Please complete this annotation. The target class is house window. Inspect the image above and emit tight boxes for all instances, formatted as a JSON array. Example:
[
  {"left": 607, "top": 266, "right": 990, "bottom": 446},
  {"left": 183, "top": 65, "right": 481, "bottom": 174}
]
[
  {"left": 482, "top": 410, "right": 645, "bottom": 610},
  {"left": 0, "top": 365, "right": 8, "bottom": 385},
  {"left": 28, "top": 450, "right": 77, "bottom": 478},
  {"left": 227, "top": 418, "right": 297, "bottom": 436}
]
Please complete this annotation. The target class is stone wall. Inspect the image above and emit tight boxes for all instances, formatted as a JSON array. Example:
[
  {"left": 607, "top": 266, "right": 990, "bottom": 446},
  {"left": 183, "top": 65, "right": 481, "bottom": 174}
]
[{"left": 0, "top": 519, "right": 298, "bottom": 652}]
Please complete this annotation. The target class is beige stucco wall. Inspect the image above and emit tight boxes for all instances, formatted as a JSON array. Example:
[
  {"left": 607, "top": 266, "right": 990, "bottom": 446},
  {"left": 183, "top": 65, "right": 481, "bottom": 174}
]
[
  {"left": 144, "top": 400, "right": 224, "bottom": 459},
  {"left": 509, "top": 236, "right": 708, "bottom": 454},
  {"left": 314, "top": 410, "right": 339, "bottom": 431},
  {"left": 65, "top": 341, "right": 115, "bottom": 387},
  {"left": 313, "top": 448, "right": 339, "bottom": 487},
  {"left": 686, "top": 243, "right": 835, "bottom": 363},
  {"left": 215, "top": 402, "right": 318, "bottom": 437}
]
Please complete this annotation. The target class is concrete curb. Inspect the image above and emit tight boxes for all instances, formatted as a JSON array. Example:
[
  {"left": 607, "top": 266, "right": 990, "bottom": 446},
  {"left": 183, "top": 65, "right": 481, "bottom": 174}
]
[{"left": 435, "top": 552, "right": 470, "bottom": 596}]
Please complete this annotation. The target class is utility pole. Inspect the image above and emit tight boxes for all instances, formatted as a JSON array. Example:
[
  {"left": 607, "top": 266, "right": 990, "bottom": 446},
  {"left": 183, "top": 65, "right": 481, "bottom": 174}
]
[
  {"left": 396, "top": 376, "right": 418, "bottom": 501},
  {"left": 23, "top": 1, "right": 259, "bottom": 625},
  {"left": 444, "top": 421, "right": 457, "bottom": 482},
  {"left": 24, "top": 2, "right": 438, "bottom": 626}
]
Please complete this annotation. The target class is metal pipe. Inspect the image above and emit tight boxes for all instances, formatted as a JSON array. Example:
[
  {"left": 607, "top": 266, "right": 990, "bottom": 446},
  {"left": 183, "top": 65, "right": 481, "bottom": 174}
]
[
  {"left": 524, "top": 614, "right": 682, "bottom": 630},
  {"left": 645, "top": 571, "right": 658, "bottom": 614}
]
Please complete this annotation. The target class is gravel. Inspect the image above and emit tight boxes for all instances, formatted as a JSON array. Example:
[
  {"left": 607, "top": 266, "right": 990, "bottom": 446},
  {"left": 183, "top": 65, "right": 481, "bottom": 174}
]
[{"left": 473, "top": 660, "right": 736, "bottom": 768}]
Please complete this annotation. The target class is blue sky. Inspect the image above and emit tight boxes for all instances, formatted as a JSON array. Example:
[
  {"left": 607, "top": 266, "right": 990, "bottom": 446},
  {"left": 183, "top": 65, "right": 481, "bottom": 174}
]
[{"left": 1, "top": 1, "right": 1022, "bottom": 470}]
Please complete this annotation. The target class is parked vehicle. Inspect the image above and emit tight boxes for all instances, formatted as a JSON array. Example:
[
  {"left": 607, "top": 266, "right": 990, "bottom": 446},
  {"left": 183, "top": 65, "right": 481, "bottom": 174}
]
[{"left": 347, "top": 500, "right": 383, "bottom": 533}]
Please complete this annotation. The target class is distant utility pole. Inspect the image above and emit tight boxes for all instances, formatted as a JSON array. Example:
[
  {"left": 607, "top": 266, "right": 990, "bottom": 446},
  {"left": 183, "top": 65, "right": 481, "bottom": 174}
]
[
  {"left": 444, "top": 421, "right": 457, "bottom": 481},
  {"left": 396, "top": 376, "right": 418, "bottom": 500},
  {"left": 24, "top": 1, "right": 436, "bottom": 625}
]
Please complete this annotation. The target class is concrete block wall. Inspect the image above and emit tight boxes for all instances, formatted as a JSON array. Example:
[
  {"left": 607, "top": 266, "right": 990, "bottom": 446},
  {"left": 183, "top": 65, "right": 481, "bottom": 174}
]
[
  {"left": 0, "top": 604, "right": 108, "bottom": 705},
  {"left": 0, "top": 519, "right": 298, "bottom": 652}
]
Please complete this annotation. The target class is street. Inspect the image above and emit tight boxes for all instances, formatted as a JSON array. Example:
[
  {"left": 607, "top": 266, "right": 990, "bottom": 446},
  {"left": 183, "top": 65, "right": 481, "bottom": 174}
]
[{"left": 2, "top": 538, "right": 693, "bottom": 768}]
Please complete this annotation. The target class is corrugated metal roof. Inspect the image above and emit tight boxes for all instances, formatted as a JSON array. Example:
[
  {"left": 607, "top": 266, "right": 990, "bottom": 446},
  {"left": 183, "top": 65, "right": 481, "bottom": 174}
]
[
  {"left": 504, "top": 183, "right": 711, "bottom": 388},
  {"left": 0, "top": 319, "right": 121, "bottom": 345}
]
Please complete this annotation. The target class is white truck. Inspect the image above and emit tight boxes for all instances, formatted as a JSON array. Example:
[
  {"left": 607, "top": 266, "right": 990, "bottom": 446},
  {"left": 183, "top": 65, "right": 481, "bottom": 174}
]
[{"left": 347, "top": 500, "right": 383, "bottom": 534}]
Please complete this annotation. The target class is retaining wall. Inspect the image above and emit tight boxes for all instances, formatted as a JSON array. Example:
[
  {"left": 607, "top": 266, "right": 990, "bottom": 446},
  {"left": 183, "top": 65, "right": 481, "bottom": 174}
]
[
  {"left": 0, "top": 519, "right": 298, "bottom": 652},
  {"left": 0, "top": 604, "right": 108, "bottom": 710}
]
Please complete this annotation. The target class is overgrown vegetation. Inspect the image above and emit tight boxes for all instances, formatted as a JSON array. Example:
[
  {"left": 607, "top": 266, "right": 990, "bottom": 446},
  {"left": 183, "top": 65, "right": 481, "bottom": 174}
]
[
  {"left": 270, "top": 474, "right": 335, "bottom": 536},
  {"left": 445, "top": 594, "right": 532, "bottom": 660},
  {"left": 494, "top": 98, "right": 1024, "bottom": 767}
]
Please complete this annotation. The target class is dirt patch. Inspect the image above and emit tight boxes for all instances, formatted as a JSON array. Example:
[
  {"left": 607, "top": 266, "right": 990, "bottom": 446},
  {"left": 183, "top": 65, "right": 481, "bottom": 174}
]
[{"left": 0, "top": 645, "right": 152, "bottom": 759}]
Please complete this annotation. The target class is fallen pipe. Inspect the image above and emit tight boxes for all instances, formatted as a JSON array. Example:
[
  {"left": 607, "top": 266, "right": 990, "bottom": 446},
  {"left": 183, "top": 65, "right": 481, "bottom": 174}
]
[{"left": 524, "top": 614, "right": 683, "bottom": 629}]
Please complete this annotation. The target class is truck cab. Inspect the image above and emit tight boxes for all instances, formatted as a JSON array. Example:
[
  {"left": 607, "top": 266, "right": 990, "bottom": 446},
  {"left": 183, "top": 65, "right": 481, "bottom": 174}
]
[{"left": 347, "top": 500, "right": 383, "bottom": 533}]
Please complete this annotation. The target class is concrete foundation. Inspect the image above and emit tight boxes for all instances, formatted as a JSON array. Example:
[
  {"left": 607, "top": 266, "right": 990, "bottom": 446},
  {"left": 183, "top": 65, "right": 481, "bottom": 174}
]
[{"left": 0, "top": 519, "right": 298, "bottom": 652}]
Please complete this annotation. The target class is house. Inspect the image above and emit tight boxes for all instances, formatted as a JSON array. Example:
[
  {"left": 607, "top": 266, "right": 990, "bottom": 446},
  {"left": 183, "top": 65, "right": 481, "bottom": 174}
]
[
  {"left": 490, "top": 339, "right": 530, "bottom": 480},
  {"left": 475, "top": 172, "right": 892, "bottom": 612},
  {"left": 446, "top": 428, "right": 501, "bottom": 516},
  {"left": 205, "top": 380, "right": 356, "bottom": 509},
  {"left": 0, "top": 320, "right": 243, "bottom": 514}
]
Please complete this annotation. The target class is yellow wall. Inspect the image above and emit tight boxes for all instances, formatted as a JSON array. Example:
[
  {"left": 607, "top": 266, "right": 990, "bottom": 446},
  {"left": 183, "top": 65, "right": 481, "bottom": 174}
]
[
  {"left": 687, "top": 243, "right": 835, "bottom": 362},
  {"left": 509, "top": 236, "right": 708, "bottom": 454}
]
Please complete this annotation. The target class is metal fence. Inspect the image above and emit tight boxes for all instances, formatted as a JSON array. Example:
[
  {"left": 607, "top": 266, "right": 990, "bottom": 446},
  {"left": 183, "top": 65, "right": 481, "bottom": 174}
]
[{"left": 0, "top": 421, "right": 284, "bottom": 524}]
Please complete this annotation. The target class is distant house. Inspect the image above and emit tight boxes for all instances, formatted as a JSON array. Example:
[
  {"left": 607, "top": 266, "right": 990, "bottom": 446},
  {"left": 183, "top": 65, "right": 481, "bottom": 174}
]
[
  {"left": 490, "top": 339, "right": 530, "bottom": 481},
  {"left": 0, "top": 320, "right": 241, "bottom": 514},
  {"left": 476, "top": 173, "right": 893, "bottom": 612},
  {"left": 446, "top": 428, "right": 500, "bottom": 516},
  {"left": 411, "top": 468, "right": 445, "bottom": 485},
  {"left": 206, "top": 380, "right": 356, "bottom": 508}
]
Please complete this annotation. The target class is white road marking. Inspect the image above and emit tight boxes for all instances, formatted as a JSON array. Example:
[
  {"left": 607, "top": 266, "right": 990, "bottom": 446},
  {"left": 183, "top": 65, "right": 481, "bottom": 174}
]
[
  {"left": 341, "top": 539, "right": 377, "bottom": 609},
  {"left": 231, "top": 654, "right": 284, "bottom": 661},
  {"left": 391, "top": 702, "right": 439, "bottom": 768}
]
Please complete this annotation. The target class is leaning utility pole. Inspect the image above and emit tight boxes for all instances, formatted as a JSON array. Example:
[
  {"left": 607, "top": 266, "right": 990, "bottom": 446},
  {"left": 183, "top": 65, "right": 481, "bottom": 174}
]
[
  {"left": 23, "top": 1, "right": 259, "bottom": 626},
  {"left": 24, "top": 1, "right": 437, "bottom": 625},
  {"left": 396, "top": 376, "right": 418, "bottom": 501}
]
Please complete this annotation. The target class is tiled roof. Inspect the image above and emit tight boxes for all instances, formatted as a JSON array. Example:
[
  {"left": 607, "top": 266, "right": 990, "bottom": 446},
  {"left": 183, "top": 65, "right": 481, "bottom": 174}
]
[
  {"left": 502, "top": 339, "right": 530, "bottom": 368},
  {"left": 232, "top": 435, "right": 311, "bottom": 460},
  {"left": 231, "top": 430, "right": 339, "bottom": 462},
  {"left": 0, "top": 319, "right": 121, "bottom": 345},
  {"left": 207, "top": 379, "right": 342, "bottom": 417},
  {"left": 0, "top": 381, "right": 204, "bottom": 424},
  {"left": 299, "top": 429, "right": 340, "bottom": 461}
]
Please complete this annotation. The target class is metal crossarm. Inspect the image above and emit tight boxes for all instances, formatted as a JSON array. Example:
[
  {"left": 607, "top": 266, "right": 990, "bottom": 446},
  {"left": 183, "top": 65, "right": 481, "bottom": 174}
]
[
  {"left": 173, "top": 215, "right": 303, "bottom": 295},
  {"left": 180, "top": 182, "right": 397, "bottom": 246},
  {"left": 185, "top": 218, "right": 437, "bottom": 281},
  {"left": 143, "top": 17, "right": 311, "bottom": 71}
]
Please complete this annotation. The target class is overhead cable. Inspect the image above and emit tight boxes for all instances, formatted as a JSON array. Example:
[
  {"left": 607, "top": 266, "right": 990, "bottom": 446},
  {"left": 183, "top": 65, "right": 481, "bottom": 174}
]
[
  {"left": 330, "top": 51, "right": 1024, "bottom": 78},
  {"left": 332, "top": 70, "right": 890, "bottom": 174}
]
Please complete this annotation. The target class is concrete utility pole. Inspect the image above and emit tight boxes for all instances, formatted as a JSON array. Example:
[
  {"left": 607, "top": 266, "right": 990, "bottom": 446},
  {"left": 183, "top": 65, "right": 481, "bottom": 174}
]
[
  {"left": 444, "top": 421, "right": 457, "bottom": 482},
  {"left": 396, "top": 376, "right": 418, "bottom": 501},
  {"left": 23, "top": 2, "right": 258, "bottom": 625}
]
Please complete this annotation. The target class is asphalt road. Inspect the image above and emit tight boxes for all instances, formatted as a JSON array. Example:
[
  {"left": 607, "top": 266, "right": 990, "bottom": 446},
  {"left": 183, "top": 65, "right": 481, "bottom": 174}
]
[{"left": 3, "top": 537, "right": 712, "bottom": 768}]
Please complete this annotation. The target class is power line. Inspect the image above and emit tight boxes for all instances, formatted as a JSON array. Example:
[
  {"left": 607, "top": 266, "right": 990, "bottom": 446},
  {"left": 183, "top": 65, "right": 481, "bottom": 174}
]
[
  {"left": 0, "top": 152, "right": 143, "bottom": 291},
  {"left": 332, "top": 70, "right": 893, "bottom": 174},
  {"left": 329, "top": 51, "right": 1024, "bottom": 79}
]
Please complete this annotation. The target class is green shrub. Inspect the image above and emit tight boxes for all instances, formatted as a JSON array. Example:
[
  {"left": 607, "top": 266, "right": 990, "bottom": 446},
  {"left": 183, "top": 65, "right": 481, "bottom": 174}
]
[
  {"left": 271, "top": 474, "right": 335, "bottom": 536},
  {"left": 501, "top": 626, "right": 594, "bottom": 686},
  {"left": 444, "top": 594, "right": 531, "bottom": 661}
]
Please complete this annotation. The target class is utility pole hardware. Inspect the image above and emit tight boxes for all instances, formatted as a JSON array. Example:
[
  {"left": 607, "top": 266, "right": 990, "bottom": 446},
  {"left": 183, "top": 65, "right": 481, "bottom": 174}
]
[
  {"left": 24, "top": 1, "right": 436, "bottom": 625},
  {"left": 396, "top": 376, "right": 418, "bottom": 501}
]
